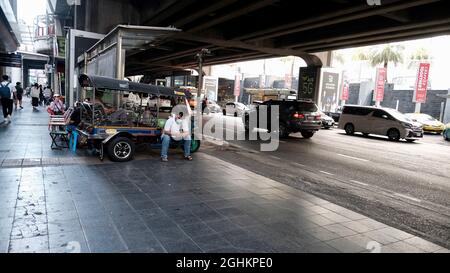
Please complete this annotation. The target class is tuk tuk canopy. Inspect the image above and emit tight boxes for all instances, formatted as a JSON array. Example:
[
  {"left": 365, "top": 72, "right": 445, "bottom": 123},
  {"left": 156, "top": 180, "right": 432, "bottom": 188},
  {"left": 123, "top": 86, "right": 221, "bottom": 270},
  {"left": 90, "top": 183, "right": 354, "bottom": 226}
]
[{"left": 79, "top": 74, "right": 175, "bottom": 97}]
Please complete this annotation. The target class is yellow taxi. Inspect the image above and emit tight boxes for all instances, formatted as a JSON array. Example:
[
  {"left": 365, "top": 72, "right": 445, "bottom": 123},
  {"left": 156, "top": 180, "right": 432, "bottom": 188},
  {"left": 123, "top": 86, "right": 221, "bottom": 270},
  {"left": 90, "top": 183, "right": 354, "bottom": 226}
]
[{"left": 405, "top": 113, "right": 446, "bottom": 134}]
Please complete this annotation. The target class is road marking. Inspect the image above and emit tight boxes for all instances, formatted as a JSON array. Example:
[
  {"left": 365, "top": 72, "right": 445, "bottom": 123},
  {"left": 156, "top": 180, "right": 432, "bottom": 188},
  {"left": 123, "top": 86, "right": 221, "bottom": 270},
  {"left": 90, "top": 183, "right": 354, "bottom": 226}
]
[
  {"left": 270, "top": 155, "right": 281, "bottom": 160},
  {"left": 337, "top": 154, "right": 370, "bottom": 162},
  {"left": 293, "top": 163, "right": 306, "bottom": 167},
  {"left": 319, "top": 171, "right": 334, "bottom": 176},
  {"left": 350, "top": 180, "right": 369, "bottom": 187},
  {"left": 394, "top": 193, "right": 422, "bottom": 203}
]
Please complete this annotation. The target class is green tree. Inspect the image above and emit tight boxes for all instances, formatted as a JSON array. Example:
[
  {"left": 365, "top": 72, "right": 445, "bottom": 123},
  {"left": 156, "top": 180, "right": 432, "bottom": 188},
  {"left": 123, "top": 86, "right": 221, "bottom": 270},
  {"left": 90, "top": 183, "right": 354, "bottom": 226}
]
[
  {"left": 332, "top": 51, "right": 345, "bottom": 65},
  {"left": 408, "top": 47, "right": 431, "bottom": 70},
  {"left": 353, "top": 44, "right": 404, "bottom": 81}
]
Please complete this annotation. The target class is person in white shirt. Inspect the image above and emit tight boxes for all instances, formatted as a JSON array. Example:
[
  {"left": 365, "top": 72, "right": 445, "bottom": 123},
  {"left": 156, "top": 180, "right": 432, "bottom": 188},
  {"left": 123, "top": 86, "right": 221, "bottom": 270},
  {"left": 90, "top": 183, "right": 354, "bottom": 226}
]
[
  {"left": 43, "top": 86, "right": 52, "bottom": 105},
  {"left": 48, "top": 94, "right": 65, "bottom": 115},
  {"left": 30, "top": 83, "right": 40, "bottom": 110},
  {"left": 160, "top": 111, "right": 192, "bottom": 162},
  {"left": 0, "top": 75, "right": 15, "bottom": 124}
]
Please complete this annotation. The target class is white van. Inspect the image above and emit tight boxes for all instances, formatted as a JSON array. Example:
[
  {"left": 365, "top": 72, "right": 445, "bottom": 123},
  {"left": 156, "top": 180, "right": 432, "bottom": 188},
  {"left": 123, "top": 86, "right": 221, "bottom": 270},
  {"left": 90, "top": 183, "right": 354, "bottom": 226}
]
[{"left": 338, "top": 105, "right": 423, "bottom": 142}]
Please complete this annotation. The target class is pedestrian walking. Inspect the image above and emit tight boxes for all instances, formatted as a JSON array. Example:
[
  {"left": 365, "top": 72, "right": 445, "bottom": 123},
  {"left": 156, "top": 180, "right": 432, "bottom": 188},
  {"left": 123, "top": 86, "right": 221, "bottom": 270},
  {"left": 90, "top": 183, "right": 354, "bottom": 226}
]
[
  {"left": 30, "top": 83, "right": 40, "bottom": 110},
  {"left": 14, "top": 82, "right": 24, "bottom": 110},
  {"left": 43, "top": 86, "right": 52, "bottom": 105},
  {"left": 0, "top": 75, "right": 15, "bottom": 124},
  {"left": 39, "top": 85, "right": 44, "bottom": 106}
]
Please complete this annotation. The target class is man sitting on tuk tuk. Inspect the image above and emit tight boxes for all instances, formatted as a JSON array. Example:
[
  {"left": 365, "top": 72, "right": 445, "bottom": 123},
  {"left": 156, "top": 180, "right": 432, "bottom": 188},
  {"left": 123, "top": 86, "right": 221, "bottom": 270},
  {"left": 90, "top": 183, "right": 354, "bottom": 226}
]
[{"left": 161, "top": 111, "right": 192, "bottom": 162}]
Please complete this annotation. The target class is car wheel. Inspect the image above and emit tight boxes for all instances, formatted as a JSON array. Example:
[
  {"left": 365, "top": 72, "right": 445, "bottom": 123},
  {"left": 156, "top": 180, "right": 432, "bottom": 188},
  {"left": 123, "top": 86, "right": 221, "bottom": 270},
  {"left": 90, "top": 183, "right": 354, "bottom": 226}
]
[
  {"left": 107, "top": 137, "right": 135, "bottom": 162},
  {"left": 362, "top": 133, "right": 369, "bottom": 137},
  {"left": 324, "top": 126, "right": 331, "bottom": 130},
  {"left": 301, "top": 131, "right": 314, "bottom": 139},
  {"left": 387, "top": 129, "right": 401, "bottom": 141},
  {"left": 344, "top": 123, "right": 355, "bottom": 135},
  {"left": 234, "top": 112, "right": 238, "bottom": 117},
  {"left": 406, "top": 139, "right": 416, "bottom": 143},
  {"left": 279, "top": 123, "right": 290, "bottom": 138},
  {"left": 223, "top": 109, "right": 226, "bottom": 116}
]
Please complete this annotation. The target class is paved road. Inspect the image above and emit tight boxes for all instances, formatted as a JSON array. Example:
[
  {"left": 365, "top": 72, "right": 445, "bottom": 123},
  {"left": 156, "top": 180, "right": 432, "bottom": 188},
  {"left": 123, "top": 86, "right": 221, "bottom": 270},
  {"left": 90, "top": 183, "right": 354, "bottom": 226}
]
[{"left": 201, "top": 113, "right": 450, "bottom": 248}]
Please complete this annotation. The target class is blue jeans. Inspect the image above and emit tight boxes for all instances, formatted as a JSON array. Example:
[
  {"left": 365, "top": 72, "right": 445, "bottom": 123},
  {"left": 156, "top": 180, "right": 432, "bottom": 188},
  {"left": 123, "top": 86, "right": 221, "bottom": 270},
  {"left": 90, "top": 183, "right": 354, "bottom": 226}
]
[{"left": 161, "top": 134, "right": 191, "bottom": 159}]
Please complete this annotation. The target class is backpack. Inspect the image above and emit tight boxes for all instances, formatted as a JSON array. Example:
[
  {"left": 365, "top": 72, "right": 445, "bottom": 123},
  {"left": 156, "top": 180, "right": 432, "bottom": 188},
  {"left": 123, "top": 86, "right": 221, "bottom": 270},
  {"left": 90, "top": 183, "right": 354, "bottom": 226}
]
[{"left": 0, "top": 83, "right": 11, "bottom": 98}]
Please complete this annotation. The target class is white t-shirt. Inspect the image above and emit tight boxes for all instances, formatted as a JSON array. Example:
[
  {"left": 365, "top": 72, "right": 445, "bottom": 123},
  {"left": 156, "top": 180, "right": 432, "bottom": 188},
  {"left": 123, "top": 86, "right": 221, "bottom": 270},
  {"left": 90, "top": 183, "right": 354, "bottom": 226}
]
[
  {"left": 0, "top": 81, "right": 14, "bottom": 99},
  {"left": 31, "top": 87, "right": 40, "bottom": 98},
  {"left": 163, "top": 116, "right": 189, "bottom": 141}
]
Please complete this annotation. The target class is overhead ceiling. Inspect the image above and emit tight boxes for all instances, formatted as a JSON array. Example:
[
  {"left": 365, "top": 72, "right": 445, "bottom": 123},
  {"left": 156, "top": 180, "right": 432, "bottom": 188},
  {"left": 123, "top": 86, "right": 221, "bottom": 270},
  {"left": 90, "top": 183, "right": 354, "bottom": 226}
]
[
  {"left": 52, "top": 0, "right": 450, "bottom": 77},
  {"left": 120, "top": 0, "right": 450, "bottom": 77}
]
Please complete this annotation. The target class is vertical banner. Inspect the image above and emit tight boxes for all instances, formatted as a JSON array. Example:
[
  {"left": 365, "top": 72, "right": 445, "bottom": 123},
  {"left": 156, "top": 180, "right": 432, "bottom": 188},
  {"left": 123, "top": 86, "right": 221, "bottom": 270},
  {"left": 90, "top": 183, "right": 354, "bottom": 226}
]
[
  {"left": 234, "top": 74, "right": 241, "bottom": 97},
  {"left": 413, "top": 63, "right": 431, "bottom": 103},
  {"left": 284, "top": 74, "right": 292, "bottom": 89},
  {"left": 373, "top": 67, "right": 386, "bottom": 102},
  {"left": 341, "top": 83, "right": 349, "bottom": 101}
]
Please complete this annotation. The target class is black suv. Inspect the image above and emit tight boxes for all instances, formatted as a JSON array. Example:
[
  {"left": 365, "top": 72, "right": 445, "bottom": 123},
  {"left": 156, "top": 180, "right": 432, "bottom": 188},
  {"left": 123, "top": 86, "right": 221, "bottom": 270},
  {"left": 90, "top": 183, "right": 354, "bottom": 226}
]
[{"left": 243, "top": 100, "right": 322, "bottom": 138}]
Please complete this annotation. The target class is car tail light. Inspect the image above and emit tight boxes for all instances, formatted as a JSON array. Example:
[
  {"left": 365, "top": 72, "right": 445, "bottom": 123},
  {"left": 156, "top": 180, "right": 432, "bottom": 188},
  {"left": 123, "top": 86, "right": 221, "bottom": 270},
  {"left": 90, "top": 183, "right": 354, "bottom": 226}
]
[
  {"left": 314, "top": 115, "right": 321, "bottom": 120},
  {"left": 293, "top": 112, "right": 305, "bottom": 119}
]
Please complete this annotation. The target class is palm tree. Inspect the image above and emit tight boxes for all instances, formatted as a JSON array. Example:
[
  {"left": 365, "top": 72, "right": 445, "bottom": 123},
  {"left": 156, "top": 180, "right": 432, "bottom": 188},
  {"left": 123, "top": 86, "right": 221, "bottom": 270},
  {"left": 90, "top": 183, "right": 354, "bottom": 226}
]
[
  {"left": 332, "top": 51, "right": 345, "bottom": 65},
  {"left": 408, "top": 47, "right": 431, "bottom": 70},
  {"left": 352, "top": 45, "right": 404, "bottom": 81}
]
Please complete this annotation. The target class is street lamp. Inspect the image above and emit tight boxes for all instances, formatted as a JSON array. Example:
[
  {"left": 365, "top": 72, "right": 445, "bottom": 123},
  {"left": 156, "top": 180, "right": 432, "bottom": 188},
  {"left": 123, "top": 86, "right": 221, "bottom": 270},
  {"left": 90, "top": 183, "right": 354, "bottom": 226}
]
[{"left": 195, "top": 48, "right": 212, "bottom": 100}]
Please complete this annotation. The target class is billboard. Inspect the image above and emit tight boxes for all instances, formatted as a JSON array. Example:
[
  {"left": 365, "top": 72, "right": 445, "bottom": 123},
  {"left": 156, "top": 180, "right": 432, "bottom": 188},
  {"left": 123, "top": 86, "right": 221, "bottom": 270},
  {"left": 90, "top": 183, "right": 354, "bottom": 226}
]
[
  {"left": 320, "top": 71, "right": 339, "bottom": 112},
  {"left": 373, "top": 68, "right": 386, "bottom": 102},
  {"left": 203, "top": 76, "right": 218, "bottom": 101},
  {"left": 413, "top": 63, "right": 431, "bottom": 103},
  {"left": 298, "top": 66, "right": 320, "bottom": 100}
]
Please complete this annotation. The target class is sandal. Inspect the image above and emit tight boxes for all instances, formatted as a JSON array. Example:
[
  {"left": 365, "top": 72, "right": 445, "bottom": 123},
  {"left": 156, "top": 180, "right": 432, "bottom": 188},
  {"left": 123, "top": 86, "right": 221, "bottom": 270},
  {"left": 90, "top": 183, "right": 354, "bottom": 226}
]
[{"left": 184, "top": 156, "right": 193, "bottom": 161}]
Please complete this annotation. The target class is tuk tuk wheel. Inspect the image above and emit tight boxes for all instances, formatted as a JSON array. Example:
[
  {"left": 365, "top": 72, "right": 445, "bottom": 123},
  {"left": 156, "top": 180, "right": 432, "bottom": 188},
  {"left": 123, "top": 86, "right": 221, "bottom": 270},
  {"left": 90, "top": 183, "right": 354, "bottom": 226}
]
[
  {"left": 191, "top": 139, "right": 200, "bottom": 153},
  {"left": 182, "top": 139, "right": 200, "bottom": 153},
  {"left": 107, "top": 137, "right": 135, "bottom": 162}
]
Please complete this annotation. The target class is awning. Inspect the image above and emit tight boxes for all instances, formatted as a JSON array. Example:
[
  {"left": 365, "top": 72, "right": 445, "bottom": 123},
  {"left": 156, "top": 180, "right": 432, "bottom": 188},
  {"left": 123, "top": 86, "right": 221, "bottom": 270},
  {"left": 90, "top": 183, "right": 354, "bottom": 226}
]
[{"left": 79, "top": 74, "right": 175, "bottom": 97}]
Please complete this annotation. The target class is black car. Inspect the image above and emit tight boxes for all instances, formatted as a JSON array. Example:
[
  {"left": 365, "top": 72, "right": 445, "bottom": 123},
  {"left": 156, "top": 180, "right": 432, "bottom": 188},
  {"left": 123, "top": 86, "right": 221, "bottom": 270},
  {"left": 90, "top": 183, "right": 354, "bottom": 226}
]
[
  {"left": 243, "top": 100, "right": 322, "bottom": 138},
  {"left": 324, "top": 106, "right": 343, "bottom": 123}
]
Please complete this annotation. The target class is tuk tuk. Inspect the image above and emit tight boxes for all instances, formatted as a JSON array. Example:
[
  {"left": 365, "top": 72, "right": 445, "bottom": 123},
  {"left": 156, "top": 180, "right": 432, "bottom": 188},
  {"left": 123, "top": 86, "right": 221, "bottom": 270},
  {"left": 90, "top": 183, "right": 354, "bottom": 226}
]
[{"left": 76, "top": 74, "right": 200, "bottom": 162}]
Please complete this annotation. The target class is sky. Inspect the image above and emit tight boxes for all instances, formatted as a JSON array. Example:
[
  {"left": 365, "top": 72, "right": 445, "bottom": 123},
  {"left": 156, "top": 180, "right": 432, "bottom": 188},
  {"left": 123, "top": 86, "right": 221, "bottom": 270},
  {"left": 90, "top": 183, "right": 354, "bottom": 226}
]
[{"left": 17, "top": 0, "right": 47, "bottom": 25}]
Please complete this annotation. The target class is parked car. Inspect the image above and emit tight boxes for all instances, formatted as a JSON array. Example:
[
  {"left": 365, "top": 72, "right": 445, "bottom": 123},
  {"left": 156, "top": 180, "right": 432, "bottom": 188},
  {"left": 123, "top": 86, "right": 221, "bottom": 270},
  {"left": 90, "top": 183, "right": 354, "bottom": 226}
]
[
  {"left": 204, "top": 100, "right": 222, "bottom": 114},
  {"left": 404, "top": 113, "right": 445, "bottom": 134},
  {"left": 443, "top": 123, "right": 450, "bottom": 141},
  {"left": 320, "top": 111, "right": 335, "bottom": 129},
  {"left": 338, "top": 105, "right": 423, "bottom": 142},
  {"left": 243, "top": 100, "right": 322, "bottom": 139},
  {"left": 324, "top": 106, "right": 343, "bottom": 123},
  {"left": 223, "top": 102, "right": 249, "bottom": 117}
]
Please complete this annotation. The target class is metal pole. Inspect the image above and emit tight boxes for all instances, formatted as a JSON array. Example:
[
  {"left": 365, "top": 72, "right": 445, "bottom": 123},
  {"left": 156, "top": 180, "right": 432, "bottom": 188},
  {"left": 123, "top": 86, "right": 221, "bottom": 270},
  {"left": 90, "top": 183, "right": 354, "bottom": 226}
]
[
  {"left": 197, "top": 55, "right": 203, "bottom": 100},
  {"left": 74, "top": 4, "right": 77, "bottom": 30},
  {"left": 415, "top": 102, "right": 421, "bottom": 113}
]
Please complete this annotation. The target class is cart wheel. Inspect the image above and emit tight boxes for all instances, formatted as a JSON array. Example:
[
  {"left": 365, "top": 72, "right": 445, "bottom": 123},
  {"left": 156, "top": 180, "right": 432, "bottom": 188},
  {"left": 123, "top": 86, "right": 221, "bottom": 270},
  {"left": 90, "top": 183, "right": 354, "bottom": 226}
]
[
  {"left": 182, "top": 139, "right": 201, "bottom": 153},
  {"left": 107, "top": 137, "right": 135, "bottom": 162},
  {"left": 191, "top": 139, "right": 200, "bottom": 153}
]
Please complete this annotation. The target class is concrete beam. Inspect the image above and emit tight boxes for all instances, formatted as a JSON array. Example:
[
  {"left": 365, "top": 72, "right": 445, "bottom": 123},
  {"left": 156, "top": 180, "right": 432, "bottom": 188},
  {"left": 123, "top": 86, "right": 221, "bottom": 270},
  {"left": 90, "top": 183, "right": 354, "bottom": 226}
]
[
  {"left": 240, "top": 0, "right": 441, "bottom": 42},
  {"left": 176, "top": 33, "right": 322, "bottom": 66}
]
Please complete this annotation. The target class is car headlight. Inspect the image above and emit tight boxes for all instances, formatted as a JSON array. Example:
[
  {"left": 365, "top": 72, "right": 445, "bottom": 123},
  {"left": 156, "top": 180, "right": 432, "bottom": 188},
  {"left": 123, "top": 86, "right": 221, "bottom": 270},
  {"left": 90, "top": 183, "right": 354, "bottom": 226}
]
[{"left": 401, "top": 122, "right": 413, "bottom": 129}]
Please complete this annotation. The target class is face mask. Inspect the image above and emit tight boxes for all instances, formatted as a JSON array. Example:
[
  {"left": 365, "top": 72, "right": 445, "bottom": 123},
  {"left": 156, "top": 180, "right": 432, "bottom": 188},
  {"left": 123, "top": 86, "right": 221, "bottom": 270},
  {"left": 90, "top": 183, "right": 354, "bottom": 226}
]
[{"left": 176, "top": 119, "right": 182, "bottom": 125}]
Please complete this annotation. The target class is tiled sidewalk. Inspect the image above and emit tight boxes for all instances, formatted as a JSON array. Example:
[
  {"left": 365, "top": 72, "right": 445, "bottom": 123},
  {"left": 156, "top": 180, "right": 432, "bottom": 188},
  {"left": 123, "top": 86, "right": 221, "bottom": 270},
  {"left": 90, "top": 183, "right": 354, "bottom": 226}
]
[
  {"left": 0, "top": 100, "right": 448, "bottom": 253},
  {"left": 0, "top": 154, "right": 448, "bottom": 253}
]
